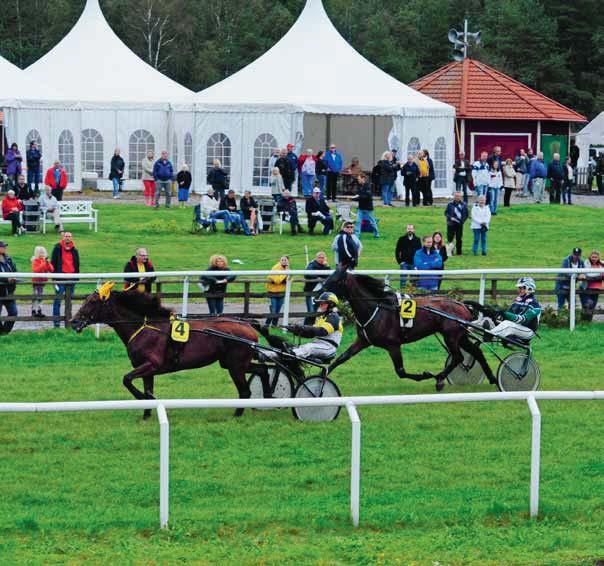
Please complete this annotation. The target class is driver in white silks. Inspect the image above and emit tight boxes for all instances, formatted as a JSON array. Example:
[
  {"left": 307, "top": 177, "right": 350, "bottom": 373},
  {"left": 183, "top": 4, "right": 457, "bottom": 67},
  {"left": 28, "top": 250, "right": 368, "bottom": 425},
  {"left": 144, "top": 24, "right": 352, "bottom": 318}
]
[{"left": 483, "top": 277, "right": 542, "bottom": 341}]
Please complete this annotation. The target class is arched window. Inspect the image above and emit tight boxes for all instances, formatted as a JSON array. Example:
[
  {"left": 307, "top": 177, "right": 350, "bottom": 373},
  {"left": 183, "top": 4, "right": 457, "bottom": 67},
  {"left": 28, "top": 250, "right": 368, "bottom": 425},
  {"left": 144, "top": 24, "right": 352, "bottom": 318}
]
[
  {"left": 25, "top": 129, "right": 43, "bottom": 171},
  {"left": 253, "top": 133, "right": 277, "bottom": 187},
  {"left": 207, "top": 133, "right": 231, "bottom": 175},
  {"left": 434, "top": 137, "right": 447, "bottom": 190},
  {"left": 81, "top": 128, "right": 104, "bottom": 178},
  {"left": 58, "top": 130, "right": 74, "bottom": 182},
  {"left": 172, "top": 132, "right": 178, "bottom": 169},
  {"left": 184, "top": 132, "right": 193, "bottom": 168},
  {"left": 129, "top": 129, "right": 155, "bottom": 179},
  {"left": 407, "top": 137, "right": 421, "bottom": 157}
]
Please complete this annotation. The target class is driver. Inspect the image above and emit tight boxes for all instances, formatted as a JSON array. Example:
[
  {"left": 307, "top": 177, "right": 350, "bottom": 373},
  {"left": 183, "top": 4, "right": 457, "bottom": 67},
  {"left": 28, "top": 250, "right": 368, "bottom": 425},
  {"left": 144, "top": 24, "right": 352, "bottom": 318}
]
[{"left": 484, "top": 277, "right": 541, "bottom": 341}]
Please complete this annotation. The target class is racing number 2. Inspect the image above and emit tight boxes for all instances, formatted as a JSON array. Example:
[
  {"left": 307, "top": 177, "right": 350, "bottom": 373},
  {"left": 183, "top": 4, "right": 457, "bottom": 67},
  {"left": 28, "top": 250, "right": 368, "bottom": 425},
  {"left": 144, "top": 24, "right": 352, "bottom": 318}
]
[{"left": 400, "top": 299, "right": 417, "bottom": 319}]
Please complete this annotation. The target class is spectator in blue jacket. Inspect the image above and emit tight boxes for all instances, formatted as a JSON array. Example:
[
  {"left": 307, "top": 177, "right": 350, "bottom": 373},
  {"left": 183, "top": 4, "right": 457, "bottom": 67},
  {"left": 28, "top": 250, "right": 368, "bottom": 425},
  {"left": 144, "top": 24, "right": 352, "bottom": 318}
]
[
  {"left": 413, "top": 235, "right": 443, "bottom": 291},
  {"left": 471, "top": 152, "right": 490, "bottom": 198},
  {"left": 555, "top": 247, "right": 589, "bottom": 312},
  {"left": 529, "top": 152, "right": 547, "bottom": 203},
  {"left": 324, "top": 144, "right": 343, "bottom": 202},
  {"left": 153, "top": 150, "right": 174, "bottom": 209},
  {"left": 26, "top": 141, "right": 42, "bottom": 196},
  {"left": 547, "top": 152, "right": 564, "bottom": 204}
]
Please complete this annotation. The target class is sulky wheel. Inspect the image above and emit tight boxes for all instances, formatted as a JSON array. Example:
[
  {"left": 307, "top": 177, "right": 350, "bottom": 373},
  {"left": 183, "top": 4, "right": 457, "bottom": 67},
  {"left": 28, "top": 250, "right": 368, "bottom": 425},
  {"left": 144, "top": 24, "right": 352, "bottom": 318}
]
[
  {"left": 292, "top": 376, "right": 341, "bottom": 422},
  {"left": 248, "top": 369, "right": 294, "bottom": 410},
  {"left": 497, "top": 352, "right": 541, "bottom": 392},
  {"left": 446, "top": 348, "right": 485, "bottom": 385}
]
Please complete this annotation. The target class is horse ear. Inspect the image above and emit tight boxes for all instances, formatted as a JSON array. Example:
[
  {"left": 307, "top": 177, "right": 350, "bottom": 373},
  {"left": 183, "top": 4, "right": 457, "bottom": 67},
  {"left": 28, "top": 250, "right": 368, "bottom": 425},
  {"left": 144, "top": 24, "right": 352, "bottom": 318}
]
[{"left": 98, "top": 281, "right": 116, "bottom": 301}]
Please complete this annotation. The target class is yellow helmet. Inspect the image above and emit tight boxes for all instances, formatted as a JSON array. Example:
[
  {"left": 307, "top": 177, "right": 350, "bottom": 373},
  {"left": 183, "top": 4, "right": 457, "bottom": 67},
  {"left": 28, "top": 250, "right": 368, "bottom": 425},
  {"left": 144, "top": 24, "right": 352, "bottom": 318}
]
[{"left": 314, "top": 292, "right": 339, "bottom": 307}]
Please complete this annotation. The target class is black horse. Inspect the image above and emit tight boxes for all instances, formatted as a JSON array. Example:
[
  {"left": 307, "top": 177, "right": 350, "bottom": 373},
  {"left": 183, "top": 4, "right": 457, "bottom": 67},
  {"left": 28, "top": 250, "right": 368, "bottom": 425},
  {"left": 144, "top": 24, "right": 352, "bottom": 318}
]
[{"left": 321, "top": 269, "right": 496, "bottom": 389}]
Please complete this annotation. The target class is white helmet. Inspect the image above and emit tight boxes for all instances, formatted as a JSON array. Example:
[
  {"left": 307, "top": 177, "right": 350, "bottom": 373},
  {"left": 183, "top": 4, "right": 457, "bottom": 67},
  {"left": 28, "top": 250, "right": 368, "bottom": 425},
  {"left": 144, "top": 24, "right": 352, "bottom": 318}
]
[{"left": 516, "top": 277, "right": 536, "bottom": 292}]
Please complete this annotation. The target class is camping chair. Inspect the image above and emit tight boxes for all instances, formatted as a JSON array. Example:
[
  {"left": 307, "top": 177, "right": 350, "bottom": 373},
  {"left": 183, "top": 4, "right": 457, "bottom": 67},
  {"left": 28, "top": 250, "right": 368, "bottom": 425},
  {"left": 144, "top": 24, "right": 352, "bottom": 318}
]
[{"left": 191, "top": 204, "right": 216, "bottom": 234}]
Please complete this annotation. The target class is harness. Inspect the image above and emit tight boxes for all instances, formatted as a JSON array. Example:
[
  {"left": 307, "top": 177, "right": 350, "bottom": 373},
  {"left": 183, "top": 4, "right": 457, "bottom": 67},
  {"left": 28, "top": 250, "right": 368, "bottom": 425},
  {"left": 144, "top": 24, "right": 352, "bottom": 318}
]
[
  {"left": 353, "top": 304, "right": 381, "bottom": 345},
  {"left": 127, "top": 317, "right": 162, "bottom": 344}
]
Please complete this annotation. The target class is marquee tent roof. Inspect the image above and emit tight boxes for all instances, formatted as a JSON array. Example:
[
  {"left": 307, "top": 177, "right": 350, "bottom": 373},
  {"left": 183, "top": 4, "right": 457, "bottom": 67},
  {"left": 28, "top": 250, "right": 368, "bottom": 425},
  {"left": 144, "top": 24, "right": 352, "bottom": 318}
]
[
  {"left": 576, "top": 111, "right": 604, "bottom": 143},
  {"left": 23, "top": 0, "right": 193, "bottom": 106},
  {"left": 193, "top": 0, "right": 453, "bottom": 117},
  {"left": 0, "top": 54, "right": 63, "bottom": 105}
]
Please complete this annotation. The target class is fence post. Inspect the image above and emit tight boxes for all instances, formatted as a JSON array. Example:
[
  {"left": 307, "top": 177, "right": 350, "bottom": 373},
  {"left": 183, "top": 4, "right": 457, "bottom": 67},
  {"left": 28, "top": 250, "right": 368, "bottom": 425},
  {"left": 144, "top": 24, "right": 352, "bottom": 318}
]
[
  {"left": 95, "top": 278, "right": 102, "bottom": 339},
  {"left": 64, "top": 284, "right": 73, "bottom": 328},
  {"left": 243, "top": 281, "right": 251, "bottom": 315},
  {"left": 157, "top": 404, "right": 170, "bottom": 529},
  {"left": 527, "top": 396, "right": 541, "bottom": 518},
  {"left": 282, "top": 276, "right": 293, "bottom": 329},
  {"left": 490, "top": 278, "right": 497, "bottom": 300},
  {"left": 182, "top": 277, "right": 190, "bottom": 318},
  {"left": 479, "top": 274, "right": 486, "bottom": 305},
  {"left": 569, "top": 273, "right": 576, "bottom": 331},
  {"left": 346, "top": 402, "right": 361, "bottom": 528}
]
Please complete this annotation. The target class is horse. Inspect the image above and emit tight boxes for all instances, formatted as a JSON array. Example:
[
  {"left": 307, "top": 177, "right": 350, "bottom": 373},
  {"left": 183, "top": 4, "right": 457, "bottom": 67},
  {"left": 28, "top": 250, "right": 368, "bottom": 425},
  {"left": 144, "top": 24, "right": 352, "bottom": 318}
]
[
  {"left": 321, "top": 269, "right": 496, "bottom": 389},
  {"left": 71, "top": 282, "right": 258, "bottom": 418}
]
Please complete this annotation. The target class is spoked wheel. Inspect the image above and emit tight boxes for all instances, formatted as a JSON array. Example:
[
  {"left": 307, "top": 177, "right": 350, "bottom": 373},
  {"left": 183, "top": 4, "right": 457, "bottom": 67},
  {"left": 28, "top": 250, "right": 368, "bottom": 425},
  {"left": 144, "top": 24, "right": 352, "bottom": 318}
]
[
  {"left": 446, "top": 348, "right": 485, "bottom": 385},
  {"left": 497, "top": 352, "right": 541, "bottom": 392},
  {"left": 248, "top": 369, "right": 294, "bottom": 410},
  {"left": 292, "top": 376, "right": 341, "bottom": 422}
]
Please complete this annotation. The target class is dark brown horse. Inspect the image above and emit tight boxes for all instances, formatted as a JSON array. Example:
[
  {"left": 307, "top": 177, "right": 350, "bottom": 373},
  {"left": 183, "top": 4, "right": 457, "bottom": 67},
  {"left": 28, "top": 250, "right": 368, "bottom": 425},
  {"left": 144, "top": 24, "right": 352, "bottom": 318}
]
[
  {"left": 71, "top": 283, "right": 258, "bottom": 418},
  {"left": 321, "top": 269, "right": 495, "bottom": 389}
]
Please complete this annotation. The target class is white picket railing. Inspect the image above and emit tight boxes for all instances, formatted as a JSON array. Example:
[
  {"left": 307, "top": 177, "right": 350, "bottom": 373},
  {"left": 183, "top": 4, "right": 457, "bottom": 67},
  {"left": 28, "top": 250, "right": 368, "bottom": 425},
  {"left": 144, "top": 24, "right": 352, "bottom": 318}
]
[{"left": 0, "top": 391, "right": 602, "bottom": 529}]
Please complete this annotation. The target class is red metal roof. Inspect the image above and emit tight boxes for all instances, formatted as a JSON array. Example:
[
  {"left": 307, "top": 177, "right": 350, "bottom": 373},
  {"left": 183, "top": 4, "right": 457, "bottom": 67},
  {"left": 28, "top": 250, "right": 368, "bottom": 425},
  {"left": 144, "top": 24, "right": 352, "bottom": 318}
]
[{"left": 410, "top": 58, "right": 587, "bottom": 122}]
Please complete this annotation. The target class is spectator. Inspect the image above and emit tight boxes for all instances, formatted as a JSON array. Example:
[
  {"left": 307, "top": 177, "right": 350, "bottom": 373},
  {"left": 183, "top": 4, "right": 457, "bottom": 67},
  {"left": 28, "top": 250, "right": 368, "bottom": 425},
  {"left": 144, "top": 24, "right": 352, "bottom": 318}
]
[
  {"left": 352, "top": 173, "right": 379, "bottom": 238},
  {"left": 265, "top": 255, "right": 289, "bottom": 327},
  {"left": 50, "top": 232, "right": 80, "bottom": 328},
  {"left": 31, "top": 245, "right": 53, "bottom": 318},
  {"left": 315, "top": 150, "right": 328, "bottom": 196},
  {"left": 514, "top": 149, "right": 530, "bottom": 197},
  {"left": 424, "top": 149, "right": 435, "bottom": 205},
  {"left": 488, "top": 145, "right": 503, "bottom": 171},
  {"left": 453, "top": 151, "right": 472, "bottom": 203},
  {"left": 26, "top": 141, "right": 42, "bottom": 196},
  {"left": 0, "top": 240, "right": 18, "bottom": 335},
  {"left": 487, "top": 159, "right": 503, "bottom": 215},
  {"left": 595, "top": 152, "right": 604, "bottom": 195},
  {"left": 526, "top": 148, "right": 536, "bottom": 195},
  {"left": 15, "top": 175, "right": 34, "bottom": 201},
  {"left": 416, "top": 150, "right": 432, "bottom": 206},
  {"left": 444, "top": 191, "right": 468, "bottom": 256},
  {"left": 529, "top": 152, "right": 547, "bottom": 203},
  {"left": 240, "top": 190, "right": 259, "bottom": 235},
  {"left": 268, "top": 148, "right": 280, "bottom": 172},
  {"left": 199, "top": 188, "right": 219, "bottom": 231},
  {"left": 332, "top": 221, "right": 361, "bottom": 270},
  {"left": 555, "top": 247, "right": 588, "bottom": 312},
  {"left": 207, "top": 159, "right": 229, "bottom": 200},
  {"left": 176, "top": 164, "right": 192, "bottom": 207},
  {"left": 325, "top": 144, "right": 343, "bottom": 202},
  {"left": 395, "top": 224, "right": 422, "bottom": 286},
  {"left": 413, "top": 235, "right": 443, "bottom": 292},
  {"left": 562, "top": 156, "right": 574, "bottom": 205},
  {"left": 547, "top": 152, "right": 564, "bottom": 204},
  {"left": 220, "top": 189, "right": 250, "bottom": 235},
  {"left": 275, "top": 149, "right": 295, "bottom": 191},
  {"left": 109, "top": 148, "right": 125, "bottom": 200},
  {"left": 298, "top": 149, "right": 317, "bottom": 197},
  {"left": 141, "top": 150, "right": 156, "bottom": 206},
  {"left": 277, "top": 190, "right": 302, "bottom": 235},
  {"left": 401, "top": 154, "right": 419, "bottom": 207},
  {"left": 471, "top": 151, "right": 490, "bottom": 198},
  {"left": 471, "top": 195, "right": 491, "bottom": 256},
  {"left": 432, "top": 231, "right": 448, "bottom": 289},
  {"left": 502, "top": 158, "right": 516, "bottom": 208},
  {"left": 124, "top": 248, "right": 156, "bottom": 293},
  {"left": 377, "top": 151, "right": 398, "bottom": 207},
  {"left": 153, "top": 150, "right": 174, "bottom": 209},
  {"left": 306, "top": 187, "right": 333, "bottom": 235},
  {"left": 269, "top": 167, "right": 285, "bottom": 203},
  {"left": 44, "top": 160, "right": 68, "bottom": 201},
  {"left": 348, "top": 157, "right": 363, "bottom": 178},
  {"left": 303, "top": 251, "right": 331, "bottom": 324},
  {"left": 200, "top": 255, "right": 236, "bottom": 316},
  {"left": 569, "top": 142, "right": 580, "bottom": 168},
  {"left": 1, "top": 190, "right": 24, "bottom": 236},
  {"left": 286, "top": 144, "right": 299, "bottom": 189},
  {"left": 39, "top": 185, "right": 63, "bottom": 232},
  {"left": 583, "top": 250, "right": 603, "bottom": 321},
  {"left": 5, "top": 143, "right": 23, "bottom": 186}
]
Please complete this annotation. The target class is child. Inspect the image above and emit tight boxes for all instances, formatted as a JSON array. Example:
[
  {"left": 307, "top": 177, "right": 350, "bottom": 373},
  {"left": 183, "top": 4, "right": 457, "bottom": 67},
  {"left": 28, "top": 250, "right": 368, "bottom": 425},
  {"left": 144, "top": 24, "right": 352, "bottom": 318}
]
[
  {"left": 31, "top": 246, "right": 54, "bottom": 318},
  {"left": 269, "top": 167, "right": 284, "bottom": 203},
  {"left": 176, "top": 164, "right": 192, "bottom": 207}
]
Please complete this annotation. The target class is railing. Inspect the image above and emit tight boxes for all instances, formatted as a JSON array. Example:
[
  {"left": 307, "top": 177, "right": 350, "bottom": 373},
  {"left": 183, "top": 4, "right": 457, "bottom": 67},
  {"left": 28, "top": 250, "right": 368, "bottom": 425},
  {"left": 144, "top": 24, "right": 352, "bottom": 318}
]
[{"left": 0, "top": 391, "right": 601, "bottom": 529}]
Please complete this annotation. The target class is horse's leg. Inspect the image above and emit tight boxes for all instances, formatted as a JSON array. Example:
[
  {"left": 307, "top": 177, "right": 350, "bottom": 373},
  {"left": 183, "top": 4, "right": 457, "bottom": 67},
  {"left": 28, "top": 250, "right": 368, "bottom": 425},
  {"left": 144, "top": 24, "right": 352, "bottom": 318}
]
[
  {"left": 142, "top": 375, "right": 155, "bottom": 420},
  {"left": 327, "top": 338, "right": 368, "bottom": 374},
  {"left": 226, "top": 350, "right": 252, "bottom": 417},
  {"left": 123, "top": 361, "right": 156, "bottom": 404},
  {"left": 432, "top": 331, "right": 465, "bottom": 392},
  {"left": 387, "top": 346, "right": 435, "bottom": 383},
  {"left": 461, "top": 334, "right": 496, "bottom": 385}
]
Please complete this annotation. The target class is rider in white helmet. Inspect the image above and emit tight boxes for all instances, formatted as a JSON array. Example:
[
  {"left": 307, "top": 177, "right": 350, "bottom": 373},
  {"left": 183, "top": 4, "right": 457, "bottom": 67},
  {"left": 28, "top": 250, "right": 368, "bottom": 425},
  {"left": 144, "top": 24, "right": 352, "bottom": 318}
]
[{"left": 486, "top": 277, "right": 542, "bottom": 341}]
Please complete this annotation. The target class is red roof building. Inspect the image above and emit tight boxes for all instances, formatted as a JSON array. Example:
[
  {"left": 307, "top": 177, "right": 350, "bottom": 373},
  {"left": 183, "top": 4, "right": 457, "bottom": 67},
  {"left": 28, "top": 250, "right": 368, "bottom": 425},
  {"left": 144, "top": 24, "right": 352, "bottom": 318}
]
[{"left": 411, "top": 58, "right": 587, "bottom": 162}]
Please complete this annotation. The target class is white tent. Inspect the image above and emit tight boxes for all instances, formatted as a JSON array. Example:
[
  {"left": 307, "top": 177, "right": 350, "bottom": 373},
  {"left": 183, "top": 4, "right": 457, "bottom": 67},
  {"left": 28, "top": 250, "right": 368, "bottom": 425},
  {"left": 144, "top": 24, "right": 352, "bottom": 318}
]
[
  {"left": 4, "top": 0, "right": 194, "bottom": 191},
  {"left": 0, "top": 55, "right": 63, "bottom": 105},
  {"left": 193, "top": 0, "right": 455, "bottom": 195},
  {"left": 575, "top": 111, "right": 604, "bottom": 167}
]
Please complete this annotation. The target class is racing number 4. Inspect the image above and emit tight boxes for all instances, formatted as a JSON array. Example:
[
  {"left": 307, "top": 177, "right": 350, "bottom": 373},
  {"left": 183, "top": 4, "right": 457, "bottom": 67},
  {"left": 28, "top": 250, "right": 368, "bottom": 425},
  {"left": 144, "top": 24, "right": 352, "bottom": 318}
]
[{"left": 171, "top": 320, "right": 190, "bottom": 343}]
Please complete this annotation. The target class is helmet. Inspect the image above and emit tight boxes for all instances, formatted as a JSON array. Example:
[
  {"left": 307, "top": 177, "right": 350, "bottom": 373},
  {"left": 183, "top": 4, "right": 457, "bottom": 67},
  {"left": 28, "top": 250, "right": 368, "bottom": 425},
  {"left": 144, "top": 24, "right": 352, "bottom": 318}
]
[
  {"left": 516, "top": 277, "right": 536, "bottom": 292},
  {"left": 314, "top": 292, "right": 339, "bottom": 307}
]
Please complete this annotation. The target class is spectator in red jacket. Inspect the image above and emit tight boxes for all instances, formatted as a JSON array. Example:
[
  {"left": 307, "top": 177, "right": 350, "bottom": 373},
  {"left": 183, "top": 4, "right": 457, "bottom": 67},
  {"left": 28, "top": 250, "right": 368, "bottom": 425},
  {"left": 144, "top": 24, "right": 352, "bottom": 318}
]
[
  {"left": 1, "top": 190, "right": 24, "bottom": 236},
  {"left": 51, "top": 232, "right": 80, "bottom": 328},
  {"left": 44, "top": 161, "right": 68, "bottom": 201}
]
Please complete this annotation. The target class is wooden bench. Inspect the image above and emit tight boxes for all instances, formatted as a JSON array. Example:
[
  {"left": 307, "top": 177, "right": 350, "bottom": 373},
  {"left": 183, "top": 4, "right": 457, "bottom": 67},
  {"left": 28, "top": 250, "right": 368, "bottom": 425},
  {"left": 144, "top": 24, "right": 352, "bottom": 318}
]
[{"left": 42, "top": 200, "right": 99, "bottom": 233}]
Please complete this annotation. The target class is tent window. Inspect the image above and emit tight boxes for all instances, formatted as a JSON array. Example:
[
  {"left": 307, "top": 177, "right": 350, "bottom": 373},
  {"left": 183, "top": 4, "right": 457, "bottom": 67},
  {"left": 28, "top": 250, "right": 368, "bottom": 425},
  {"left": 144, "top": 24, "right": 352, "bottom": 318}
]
[
  {"left": 434, "top": 137, "right": 447, "bottom": 189},
  {"left": 129, "top": 129, "right": 155, "bottom": 180},
  {"left": 207, "top": 133, "right": 231, "bottom": 175},
  {"left": 81, "top": 128, "right": 104, "bottom": 178},
  {"left": 58, "top": 130, "right": 75, "bottom": 182},
  {"left": 253, "top": 133, "right": 277, "bottom": 187},
  {"left": 184, "top": 132, "right": 193, "bottom": 168},
  {"left": 407, "top": 137, "right": 421, "bottom": 157},
  {"left": 25, "top": 129, "right": 43, "bottom": 171},
  {"left": 172, "top": 133, "right": 179, "bottom": 169}
]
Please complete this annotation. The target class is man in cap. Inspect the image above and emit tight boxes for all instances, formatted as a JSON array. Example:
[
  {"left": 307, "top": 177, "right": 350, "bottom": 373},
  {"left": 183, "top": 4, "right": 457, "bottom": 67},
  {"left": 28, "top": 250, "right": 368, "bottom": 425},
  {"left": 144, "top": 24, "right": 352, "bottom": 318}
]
[
  {"left": 555, "top": 247, "right": 588, "bottom": 312},
  {"left": 305, "top": 187, "right": 333, "bottom": 235},
  {"left": 0, "top": 240, "right": 18, "bottom": 335}
]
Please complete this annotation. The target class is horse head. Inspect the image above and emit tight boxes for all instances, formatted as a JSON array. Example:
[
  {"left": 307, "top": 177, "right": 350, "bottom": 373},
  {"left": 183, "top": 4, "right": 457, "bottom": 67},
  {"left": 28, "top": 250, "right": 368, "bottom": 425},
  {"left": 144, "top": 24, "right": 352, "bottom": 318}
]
[
  {"left": 319, "top": 266, "right": 350, "bottom": 301},
  {"left": 71, "top": 282, "right": 117, "bottom": 332}
]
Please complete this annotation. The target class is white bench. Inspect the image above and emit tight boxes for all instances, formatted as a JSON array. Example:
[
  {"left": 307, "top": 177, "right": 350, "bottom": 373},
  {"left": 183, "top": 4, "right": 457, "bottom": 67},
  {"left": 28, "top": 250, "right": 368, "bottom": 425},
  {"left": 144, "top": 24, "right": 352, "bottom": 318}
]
[
  {"left": 0, "top": 212, "right": 23, "bottom": 233},
  {"left": 42, "top": 200, "right": 99, "bottom": 233}
]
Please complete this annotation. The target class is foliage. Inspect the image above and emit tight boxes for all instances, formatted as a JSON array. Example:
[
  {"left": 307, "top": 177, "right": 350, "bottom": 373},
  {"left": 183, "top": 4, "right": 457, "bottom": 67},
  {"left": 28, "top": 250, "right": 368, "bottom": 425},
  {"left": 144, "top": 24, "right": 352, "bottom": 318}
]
[{"left": 540, "top": 305, "right": 570, "bottom": 328}]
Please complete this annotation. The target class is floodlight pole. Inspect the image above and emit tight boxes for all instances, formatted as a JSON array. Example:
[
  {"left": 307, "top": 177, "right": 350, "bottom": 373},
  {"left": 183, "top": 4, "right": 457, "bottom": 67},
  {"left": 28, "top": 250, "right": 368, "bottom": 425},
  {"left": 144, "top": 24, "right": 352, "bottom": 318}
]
[{"left": 463, "top": 19, "right": 469, "bottom": 59}]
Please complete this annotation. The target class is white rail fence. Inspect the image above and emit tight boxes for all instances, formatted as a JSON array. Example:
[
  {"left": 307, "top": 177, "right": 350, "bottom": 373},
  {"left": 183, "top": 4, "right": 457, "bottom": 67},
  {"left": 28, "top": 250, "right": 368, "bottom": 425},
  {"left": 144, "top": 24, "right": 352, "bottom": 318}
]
[
  {"left": 1, "top": 267, "right": 603, "bottom": 331},
  {"left": 1, "top": 391, "right": 602, "bottom": 529}
]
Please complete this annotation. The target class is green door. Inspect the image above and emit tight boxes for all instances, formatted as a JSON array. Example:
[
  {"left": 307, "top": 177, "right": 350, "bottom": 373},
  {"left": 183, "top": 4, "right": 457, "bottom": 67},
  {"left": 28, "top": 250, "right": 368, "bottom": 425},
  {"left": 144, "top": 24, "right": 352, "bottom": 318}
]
[{"left": 541, "top": 134, "right": 568, "bottom": 163}]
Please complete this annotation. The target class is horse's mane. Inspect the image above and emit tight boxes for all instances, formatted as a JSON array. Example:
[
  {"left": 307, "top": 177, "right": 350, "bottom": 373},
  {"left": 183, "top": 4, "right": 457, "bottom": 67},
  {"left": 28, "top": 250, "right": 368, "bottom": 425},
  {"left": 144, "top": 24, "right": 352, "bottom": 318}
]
[
  {"left": 113, "top": 290, "right": 173, "bottom": 319},
  {"left": 352, "top": 274, "right": 398, "bottom": 307}
]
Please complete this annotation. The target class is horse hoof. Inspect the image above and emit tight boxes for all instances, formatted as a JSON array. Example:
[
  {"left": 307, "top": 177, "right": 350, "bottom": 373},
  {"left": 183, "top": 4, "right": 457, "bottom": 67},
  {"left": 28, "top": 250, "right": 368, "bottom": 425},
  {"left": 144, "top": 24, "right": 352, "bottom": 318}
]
[
  {"left": 143, "top": 409, "right": 152, "bottom": 420},
  {"left": 435, "top": 380, "right": 445, "bottom": 392},
  {"left": 234, "top": 408, "right": 244, "bottom": 418}
]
